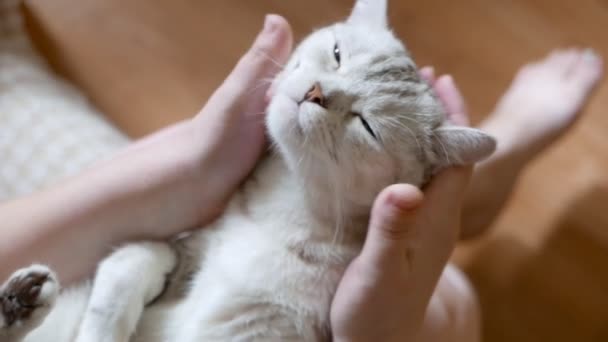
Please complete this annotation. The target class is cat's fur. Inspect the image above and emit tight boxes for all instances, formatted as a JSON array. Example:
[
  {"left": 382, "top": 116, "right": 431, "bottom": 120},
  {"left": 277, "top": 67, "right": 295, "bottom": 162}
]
[{"left": 0, "top": 0, "right": 496, "bottom": 341}]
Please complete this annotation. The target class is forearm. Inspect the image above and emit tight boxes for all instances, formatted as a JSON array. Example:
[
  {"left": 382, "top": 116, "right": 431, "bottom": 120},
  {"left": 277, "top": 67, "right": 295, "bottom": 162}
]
[
  {"left": 460, "top": 116, "right": 528, "bottom": 239},
  {"left": 0, "top": 120, "right": 225, "bottom": 284},
  {"left": 0, "top": 12, "right": 289, "bottom": 285}
]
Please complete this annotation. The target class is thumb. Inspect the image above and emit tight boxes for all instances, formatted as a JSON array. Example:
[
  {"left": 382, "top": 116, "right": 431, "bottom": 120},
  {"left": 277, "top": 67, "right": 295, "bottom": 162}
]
[
  {"left": 360, "top": 184, "right": 424, "bottom": 271},
  {"left": 202, "top": 14, "right": 293, "bottom": 116}
]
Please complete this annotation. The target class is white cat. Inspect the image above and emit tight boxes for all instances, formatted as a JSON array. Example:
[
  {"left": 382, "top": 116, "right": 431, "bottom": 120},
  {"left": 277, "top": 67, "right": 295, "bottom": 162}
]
[{"left": 0, "top": 0, "right": 496, "bottom": 341}]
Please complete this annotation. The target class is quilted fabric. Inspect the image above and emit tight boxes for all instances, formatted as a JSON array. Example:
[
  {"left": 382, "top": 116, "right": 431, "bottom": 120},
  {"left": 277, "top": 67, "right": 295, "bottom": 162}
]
[{"left": 0, "top": 0, "right": 129, "bottom": 200}]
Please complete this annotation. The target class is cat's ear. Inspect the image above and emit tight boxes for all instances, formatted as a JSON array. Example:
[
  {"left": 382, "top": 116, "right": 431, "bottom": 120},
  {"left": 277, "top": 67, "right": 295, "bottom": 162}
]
[
  {"left": 347, "top": 0, "right": 388, "bottom": 28},
  {"left": 432, "top": 126, "right": 496, "bottom": 168}
]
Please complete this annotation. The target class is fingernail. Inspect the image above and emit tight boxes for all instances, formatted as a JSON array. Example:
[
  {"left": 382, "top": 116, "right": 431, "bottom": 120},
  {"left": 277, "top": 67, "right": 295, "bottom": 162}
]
[
  {"left": 386, "top": 185, "right": 423, "bottom": 212},
  {"left": 389, "top": 199, "right": 420, "bottom": 213},
  {"left": 263, "top": 14, "right": 279, "bottom": 33}
]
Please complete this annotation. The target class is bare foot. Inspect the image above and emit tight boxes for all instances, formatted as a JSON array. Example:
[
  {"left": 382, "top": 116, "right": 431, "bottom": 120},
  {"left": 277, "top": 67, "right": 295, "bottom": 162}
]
[
  {"left": 484, "top": 48, "right": 604, "bottom": 159},
  {"left": 462, "top": 48, "right": 604, "bottom": 238}
]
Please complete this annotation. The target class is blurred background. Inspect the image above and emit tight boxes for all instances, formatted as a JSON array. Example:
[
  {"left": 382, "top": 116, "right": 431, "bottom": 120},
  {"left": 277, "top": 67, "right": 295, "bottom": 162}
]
[{"left": 20, "top": 0, "right": 608, "bottom": 340}]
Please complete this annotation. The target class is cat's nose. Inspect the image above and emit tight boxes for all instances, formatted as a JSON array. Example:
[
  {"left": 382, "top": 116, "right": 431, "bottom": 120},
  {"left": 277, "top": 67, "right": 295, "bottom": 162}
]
[{"left": 304, "top": 83, "right": 326, "bottom": 108}]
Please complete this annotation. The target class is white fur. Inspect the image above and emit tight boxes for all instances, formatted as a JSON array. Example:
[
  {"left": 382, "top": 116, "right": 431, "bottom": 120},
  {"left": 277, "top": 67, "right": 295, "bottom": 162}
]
[{"left": 1, "top": 0, "right": 496, "bottom": 341}]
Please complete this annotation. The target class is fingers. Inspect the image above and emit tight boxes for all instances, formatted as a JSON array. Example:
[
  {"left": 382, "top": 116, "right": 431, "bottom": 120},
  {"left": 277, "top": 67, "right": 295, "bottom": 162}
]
[
  {"left": 419, "top": 66, "right": 436, "bottom": 84},
  {"left": 434, "top": 75, "right": 470, "bottom": 126},
  {"left": 359, "top": 167, "right": 471, "bottom": 280},
  {"left": 360, "top": 184, "right": 423, "bottom": 270},
  {"left": 226, "top": 14, "right": 293, "bottom": 93},
  {"left": 420, "top": 66, "right": 471, "bottom": 126},
  {"left": 334, "top": 172, "right": 473, "bottom": 340},
  {"left": 360, "top": 167, "right": 471, "bottom": 268},
  {"left": 422, "top": 166, "right": 472, "bottom": 217},
  {"left": 201, "top": 14, "right": 294, "bottom": 117},
  {"left": 416, "top": 167, "right": 472, "bottom": 257}
]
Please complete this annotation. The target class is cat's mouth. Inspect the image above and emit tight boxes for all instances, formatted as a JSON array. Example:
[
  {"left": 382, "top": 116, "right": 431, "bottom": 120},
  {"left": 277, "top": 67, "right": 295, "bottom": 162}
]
[
  {"left": 297, "top": 101, "right": 328, "bottom": 125},
  {"left": 279, "top": 93, "right": 326, "bottom": 119},
  {"left": 297, "top": 97, "right": 326, "bottom": 109},
  {"left": 268, "top": 92, "right": 327, "bottom": 135},
  {"left": 298, "top": 100, "right": 325, "bottom": 111}
]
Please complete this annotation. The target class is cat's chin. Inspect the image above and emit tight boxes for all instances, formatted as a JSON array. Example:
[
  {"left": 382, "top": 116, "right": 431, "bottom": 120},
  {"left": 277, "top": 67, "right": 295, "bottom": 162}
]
[
  {"left": 267, "top": 92, "right": 327, "bottom": 152},
  {"left": 267, "top": 93, "right": 300, "bottom": 141}
]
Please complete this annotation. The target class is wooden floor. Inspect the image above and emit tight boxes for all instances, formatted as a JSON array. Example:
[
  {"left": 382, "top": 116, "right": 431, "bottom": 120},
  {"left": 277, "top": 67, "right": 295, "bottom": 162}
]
[{"left": 23, "top": 0, "right": 608, "bottom": 341}]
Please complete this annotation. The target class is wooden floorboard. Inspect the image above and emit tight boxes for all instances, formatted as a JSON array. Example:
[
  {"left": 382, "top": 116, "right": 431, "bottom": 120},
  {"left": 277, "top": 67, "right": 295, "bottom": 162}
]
[{"left": 22, "top": 0, "right": 608, "bottom": 340}]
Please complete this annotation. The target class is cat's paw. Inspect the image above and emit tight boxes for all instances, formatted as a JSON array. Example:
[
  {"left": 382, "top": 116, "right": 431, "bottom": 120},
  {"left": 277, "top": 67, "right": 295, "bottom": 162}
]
[{"left": 0, "top": 264, "right": 59, "bottom": 331}]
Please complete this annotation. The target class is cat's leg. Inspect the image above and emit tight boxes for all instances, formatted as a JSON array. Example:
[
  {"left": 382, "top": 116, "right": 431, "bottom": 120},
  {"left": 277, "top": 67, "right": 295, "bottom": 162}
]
[
  {"left": 74, "top": 242, "right": 177, "bottom": 342},
  {"left": 0, "top": 264, "right": 59, "bottom": 342}
]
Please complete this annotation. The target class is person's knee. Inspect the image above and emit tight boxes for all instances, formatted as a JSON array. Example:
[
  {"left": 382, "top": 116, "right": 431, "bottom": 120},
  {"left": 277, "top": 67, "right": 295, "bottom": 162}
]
[
  {"left": 439, "top": 264, "right": 481, "bottom": 342},
  {"left": 420, "top": 264, "right": 481, "bottom": 342}
]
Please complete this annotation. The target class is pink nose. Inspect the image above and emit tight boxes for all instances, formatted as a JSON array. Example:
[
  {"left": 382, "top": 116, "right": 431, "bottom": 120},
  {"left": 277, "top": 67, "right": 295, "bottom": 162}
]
[{"left": 304, "top": 82, "right": 325, "bottom": 107}]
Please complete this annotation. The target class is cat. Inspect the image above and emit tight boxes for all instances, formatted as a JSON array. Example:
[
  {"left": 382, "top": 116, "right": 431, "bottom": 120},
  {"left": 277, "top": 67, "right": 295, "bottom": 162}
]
[{"left": 0, "top": 0, "right": 496, "bottom": 341}]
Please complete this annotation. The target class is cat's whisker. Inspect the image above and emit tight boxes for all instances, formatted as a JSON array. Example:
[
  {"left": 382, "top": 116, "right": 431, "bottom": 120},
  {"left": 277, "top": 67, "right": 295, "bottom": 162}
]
[
  {"left": 247, "top": 78, "right": 276, "bottom": 96},
  {"left": 259, "top": 76, "right": 277, "bottom": 83},
  {"left": 254, "top": 77, "right": 276, "bottom": 88},
  {"left": 382, "top": 116, "right": 423, "bottom": 157},
  {"left": 244, "top": 111, "right": 268, "bottom": 118},
  {"left": 255, "top": 50, "right": 286, "bottom": 71},
  {"left": 395, "top": 112, "right": 426, "bottom": 122},
  {"left": 329, "top": 172, "right": 345, "bottom": 246},
  {"left": 396, "top": 110, "right": 429, "bottom": 118}
]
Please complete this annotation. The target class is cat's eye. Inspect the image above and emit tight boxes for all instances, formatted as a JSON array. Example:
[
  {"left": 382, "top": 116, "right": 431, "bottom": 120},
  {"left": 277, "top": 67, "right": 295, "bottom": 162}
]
[
  {"left": 333, "top": 43, "right": 341, "bottom": 66},
  {"left": 352, "top": 113, "right": 377, "bottom": 140}
]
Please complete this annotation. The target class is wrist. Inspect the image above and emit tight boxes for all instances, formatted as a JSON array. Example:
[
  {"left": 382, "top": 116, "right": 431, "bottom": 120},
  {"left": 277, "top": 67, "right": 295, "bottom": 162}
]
[
  {"left": 478, "top": 113, "right": 532, "bottom": 170},
  {"left": 95, "top": 120, "right": 220, "bottom": 241}
]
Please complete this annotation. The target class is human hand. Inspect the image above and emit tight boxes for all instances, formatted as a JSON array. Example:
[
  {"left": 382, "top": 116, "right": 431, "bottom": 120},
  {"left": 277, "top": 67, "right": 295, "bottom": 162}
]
[
  {"left": 188, "top": 15, "right": 293, "bottom": 216},
  {"left": 331, "top": 70, "right": 474, "bottom": 342}
]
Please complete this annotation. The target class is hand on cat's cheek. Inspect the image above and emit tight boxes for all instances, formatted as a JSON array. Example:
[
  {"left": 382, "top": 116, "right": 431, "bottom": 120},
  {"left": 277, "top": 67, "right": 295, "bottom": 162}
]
[
  {"left": 332, "top": 70, "right": 475, "bottom": 341},
  {"left": 187, "top": 14, "right": 293, "bottom": 210},
  {"left": 331, "top": 167, "right": 471, "bottom": 342}
]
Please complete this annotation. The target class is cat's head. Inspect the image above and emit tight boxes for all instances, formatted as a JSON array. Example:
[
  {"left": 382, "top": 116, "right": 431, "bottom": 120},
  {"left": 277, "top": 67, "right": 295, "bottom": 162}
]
[{"left": 267, "top": 0, "right": 496, "bottom": 210}]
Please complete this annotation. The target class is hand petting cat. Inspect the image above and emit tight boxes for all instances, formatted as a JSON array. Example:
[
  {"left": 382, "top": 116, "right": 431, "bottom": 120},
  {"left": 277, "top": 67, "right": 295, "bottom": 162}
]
[
  {"left": 0, "top": 15, "right": 295, "bottom": 284},
  {"left": 190, "top": 14, "right": 474, "bottom": 341},
  {"left": 331, "top": 69, "right": 474, "bottom": 341},
  {"left": 188, "top": 14, "right": 293, "bottom": 217},
  {"left": 0, "top": 11, "right": 476, "bottom": 340}
]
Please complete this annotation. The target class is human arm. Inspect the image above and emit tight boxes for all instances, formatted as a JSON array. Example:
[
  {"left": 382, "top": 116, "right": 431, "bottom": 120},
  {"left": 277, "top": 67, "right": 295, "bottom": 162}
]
[{"left": 0, "top": 15, "right": 293, "bottom": 284}]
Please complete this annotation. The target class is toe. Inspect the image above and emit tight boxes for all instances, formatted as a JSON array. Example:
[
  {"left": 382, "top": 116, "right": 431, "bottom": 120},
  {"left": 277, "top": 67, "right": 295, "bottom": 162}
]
[
  {"left": 516, "top": 49, "right": 579, "bottom": 80},
  {"left": 547, "top": 48, "right": 576, "bottom": 63},
  {"left": 545, "top": 48, "right": 581, "bottom": 75},
  {"left": 569, "top": 49, "right": 604, "bottom": 91}
]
